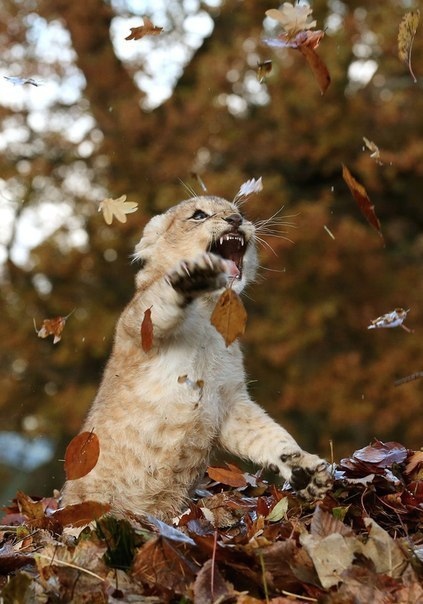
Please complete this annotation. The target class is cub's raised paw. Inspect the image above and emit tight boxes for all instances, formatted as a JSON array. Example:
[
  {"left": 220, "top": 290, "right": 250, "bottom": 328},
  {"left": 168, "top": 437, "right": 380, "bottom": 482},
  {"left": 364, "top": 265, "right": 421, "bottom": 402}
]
[{"left": 166, "top": 253, "right": 228, "bottom": 299}]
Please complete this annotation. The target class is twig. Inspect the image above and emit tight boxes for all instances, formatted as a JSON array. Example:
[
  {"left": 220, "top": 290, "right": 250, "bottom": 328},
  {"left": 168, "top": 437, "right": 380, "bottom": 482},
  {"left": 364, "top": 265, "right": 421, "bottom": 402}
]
[
  {"left": 211, "top": 528, "right": 218, "bottom": 598},
  {"left": 258, "top": 551, "right": 270, "bottom": 604},
  {"left": 35, "top": 553, "right": 105, "bottom": 582},
  {"left": 282, "top": 590, "right": 318, "bottom": 602}
]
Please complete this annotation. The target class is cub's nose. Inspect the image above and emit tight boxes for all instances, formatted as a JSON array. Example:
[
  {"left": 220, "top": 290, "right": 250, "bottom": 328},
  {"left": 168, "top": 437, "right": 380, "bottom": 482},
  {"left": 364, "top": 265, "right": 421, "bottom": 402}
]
[{"left": 224, "top": 213, "right": 243, "bottom": 227}]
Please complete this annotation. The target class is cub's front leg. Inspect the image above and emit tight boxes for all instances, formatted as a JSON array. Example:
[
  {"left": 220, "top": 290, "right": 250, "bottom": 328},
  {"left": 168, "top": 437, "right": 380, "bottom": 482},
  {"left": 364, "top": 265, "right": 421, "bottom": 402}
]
[{"left": 219, "top": 398, "right": 332, "bottom": 500}]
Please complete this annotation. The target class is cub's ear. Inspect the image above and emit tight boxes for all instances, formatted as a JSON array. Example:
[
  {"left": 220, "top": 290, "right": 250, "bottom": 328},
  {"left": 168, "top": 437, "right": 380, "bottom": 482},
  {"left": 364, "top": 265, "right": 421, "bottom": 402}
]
[{"left": 133, "top": 212, "right": 173, "bottom": 262}]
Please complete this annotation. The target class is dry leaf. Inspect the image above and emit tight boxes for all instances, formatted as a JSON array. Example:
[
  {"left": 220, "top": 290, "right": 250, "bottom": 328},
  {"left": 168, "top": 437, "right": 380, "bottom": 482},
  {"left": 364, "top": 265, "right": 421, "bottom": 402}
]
[
  {"left": 210, "top": 288, "right": 247, "bottom": 346},
  {"left": 257, "top": 60, "right": 272, "bottom": 83},
  {"left": 207, "top": 464, "right": 248, "bottom": 488},
  {"left": 52, "top": 501, "right": 110, "bottom": 527},
  {"left": 33, "top": 310, "right": 74, "bottom": 344},
  {"left": 342, "top": 164, "right": 384, "bottom": 241},
  {"left": 266, "top": 4, "right": 317, "bottom": 38},
  {"left": 367, "top": 308, "right": 412, "bottom": 332},
  {"left": 363, "top": 136, "right": 383, "bottom": 165},
  {"left": 64, "top": 431, "right": 100, "bottom": 480},
  {"left": 398, "top": 10, "right": 420, "bottom": 83},
  {"left": 98, "top": 195, "right": 138, "bottom": 225},
  {"left": 16, "top": 491, "right": 45, "bottom": 520},
  {"left": 266, "top": 497, "right": 288, "bottom": 522},
  {"left": 193, "top": 559, "right": 231, "bottom": 604},
  {"left": 125, "top": 16, "right": 163, "bottom": 40},
  {"left": 298, "top": 42, "right": 331, "bottom": 95},
  {"left": 140, "top": 306, "right": 153, "bottom": 352}
]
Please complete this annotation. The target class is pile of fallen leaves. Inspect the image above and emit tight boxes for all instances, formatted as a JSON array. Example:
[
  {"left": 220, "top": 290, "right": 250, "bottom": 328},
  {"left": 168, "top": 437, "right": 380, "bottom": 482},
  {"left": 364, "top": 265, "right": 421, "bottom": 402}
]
[{"left": 1, "top": 440, "right": 422, "bottom": 603}]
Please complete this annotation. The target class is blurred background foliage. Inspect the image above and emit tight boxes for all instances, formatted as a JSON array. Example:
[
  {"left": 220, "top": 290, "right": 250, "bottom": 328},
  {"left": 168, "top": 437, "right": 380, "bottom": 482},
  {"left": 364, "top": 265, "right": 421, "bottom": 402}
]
[{"left": 0, "top": 0, "right": 422, "bottom": 504}]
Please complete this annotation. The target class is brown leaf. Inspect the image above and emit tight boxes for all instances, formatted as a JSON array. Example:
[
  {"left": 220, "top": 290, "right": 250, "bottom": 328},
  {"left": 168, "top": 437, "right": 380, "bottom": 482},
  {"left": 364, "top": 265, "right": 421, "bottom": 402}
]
[
  {"left": 257, "top": 60, "right": 272, "bottom": 83},
  {"left": 16, "top": 491, "right": 45, "bottom": 520},
  {"left": 193, "top": 559, "right": 231, "bottom": 604},
  {"left": 125, "top": 16, "right": 163, "bottom": 40},
  {"left": 342, "top": 164, "right": 384, "bottom": 241},
  {"left": 52, "top": 501, "right": 110, "bottom": 527},
  {"left": 210, "top": 288, "right": 247, "bottom": 346},
  {"left": 33, "top": 310, "right": 74, "bottom": 344},
  {"left": 207, "top": 464, "right": 248, "bottom": 488},
  {"left": 398, "top": 10, "right": 420, "bottom": 83},
  {"left": 310, "top": 505, "right": 353, "bottom": 538},
  {"left": 140, "top": 306, "right": 153, "bottom": 352},
  {"left": 132, "top": 536, "right": 196, "bottom": 593},
  {"left": 353, "top": 440, "right": 407, "bottom": 468},
  {"left": 64, "top": 430, "right": 100, "bottom": 480},
  {"left": 298, "top": 44, "right": 331, "bottom": 94},
  {"left": 404, "top": 451, "right": 423, "bottom": 478},
  {"left": 0, "top": 543, "right": 34, "bottom": 575}
]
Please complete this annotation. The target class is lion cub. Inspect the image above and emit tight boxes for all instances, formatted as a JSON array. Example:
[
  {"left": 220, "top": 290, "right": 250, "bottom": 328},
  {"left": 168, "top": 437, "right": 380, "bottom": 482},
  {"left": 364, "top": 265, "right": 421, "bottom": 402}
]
[{"left": 61, "top": 195, "right": 332, "bottom": 520}]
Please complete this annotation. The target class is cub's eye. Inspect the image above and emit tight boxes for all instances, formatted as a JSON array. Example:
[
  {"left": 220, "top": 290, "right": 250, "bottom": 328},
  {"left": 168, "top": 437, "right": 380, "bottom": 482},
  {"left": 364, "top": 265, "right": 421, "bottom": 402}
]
[{"left": 191, "top": 209, "right": 209, "bottom": 221}]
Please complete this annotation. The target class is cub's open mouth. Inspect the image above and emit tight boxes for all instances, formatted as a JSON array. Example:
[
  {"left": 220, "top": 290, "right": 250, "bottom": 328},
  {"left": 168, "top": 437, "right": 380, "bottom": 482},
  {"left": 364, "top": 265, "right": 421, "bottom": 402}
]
[{"left": 209, "top": 231, "right": 246, "bottom": 279}]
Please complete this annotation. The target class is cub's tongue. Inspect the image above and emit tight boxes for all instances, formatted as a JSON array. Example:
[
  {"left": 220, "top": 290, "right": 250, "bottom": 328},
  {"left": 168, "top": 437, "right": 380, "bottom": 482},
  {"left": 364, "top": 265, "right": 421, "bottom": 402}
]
[{"left": 223, "top": 259, "right": 240, "bottom": 279}]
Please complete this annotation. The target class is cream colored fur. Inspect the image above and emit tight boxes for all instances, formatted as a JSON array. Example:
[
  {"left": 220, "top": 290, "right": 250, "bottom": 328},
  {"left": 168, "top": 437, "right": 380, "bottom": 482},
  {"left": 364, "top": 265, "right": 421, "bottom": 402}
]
[{"left": 61, "top": 196, "right": 331, "bottom": 520}]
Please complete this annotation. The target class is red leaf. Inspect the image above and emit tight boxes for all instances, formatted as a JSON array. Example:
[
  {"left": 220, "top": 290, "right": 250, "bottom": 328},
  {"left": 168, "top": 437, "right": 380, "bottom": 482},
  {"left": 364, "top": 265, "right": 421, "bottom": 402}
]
[
  {"left": 207, "top": 464, "right": 248, "bottom": 488},
  {"left": 298, "top": 44, "right": 331, "bottom": 94},
  {"left": 52, "top": 501, "right": 110, "bottom": 527},
  {"left": 64, "top": 431, "right": 100, "bottom": 480},
  {"left": 342, "top": 164, "right": 384, "bottom": 241},
  {"left": 141, "top": 306, "right": 153, "bottom": 352}
]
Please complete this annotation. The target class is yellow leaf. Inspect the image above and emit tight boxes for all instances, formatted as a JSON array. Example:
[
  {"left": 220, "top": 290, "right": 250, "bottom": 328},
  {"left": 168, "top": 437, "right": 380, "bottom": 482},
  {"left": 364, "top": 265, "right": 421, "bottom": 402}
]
[
  {"left": 98, "top": 195, "right": 138, "bottom": 225},
  {"left": 398, "top": 10, "right": 420, "bottom": 83}
]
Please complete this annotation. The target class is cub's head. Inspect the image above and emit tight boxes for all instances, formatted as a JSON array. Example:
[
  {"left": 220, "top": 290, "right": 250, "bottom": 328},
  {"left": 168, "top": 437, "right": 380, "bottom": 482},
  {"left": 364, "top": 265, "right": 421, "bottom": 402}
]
[{"left": 134, "top": 196, "right": 257, "bottom": 292}]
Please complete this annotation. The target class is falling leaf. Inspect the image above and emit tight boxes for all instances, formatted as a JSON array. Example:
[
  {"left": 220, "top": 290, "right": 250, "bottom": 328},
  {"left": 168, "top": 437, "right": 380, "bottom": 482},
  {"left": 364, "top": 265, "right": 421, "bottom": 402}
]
[
  {"left": 266, "top": 497, "right": 288, "bottom": 522},
  {"left": 33, "top": 310, "right": 74, "bottom": 344},
  {"left": 125, "top": 16, "right": 163, "bottom": 40},
  {"left": 52, "top": 501, "right": 110, "bottom": 527},
  {"left": 210, "top": 288, "right": 247, "bottom": 346},
  {"left": 398, "top": 10, "right": 420, "bottom": 83},
  {"left": 140, "top": 306, "right": 153, "bottom": 352},
  {"left": 207, "top": 464, "right": 248, "bottom": 488},
  {"left": 263, "top": 24, "right": 330, "bottom": 94},
  {"left": 298, "top": 42, "right": 331, "bottom": 95},
  {"left": 257, "top": 60, "right": 272, "bottom": 83},
  {"left": 363, "top": 136, "right": 383, "bottom": 164},
  {"left": 367, "top": 308, "right": 412, "bottom": 332},
  {"left": 4, "top": 75, "right": 40, "bottom": 87},
  {"left": 266, "top": 4, "right": 317, "bottom": 38},
  {"left": 98, "top": 195, "right": 138, "bottom": 225},
  {"left": 342, "top": 164, "right": 384, "bottom": 240},
  {"left": 64, "top": 430, "right": 100, "bottom": 480},
  {"left": 233, "top": 176, "right": 263, "bottom": 203}
]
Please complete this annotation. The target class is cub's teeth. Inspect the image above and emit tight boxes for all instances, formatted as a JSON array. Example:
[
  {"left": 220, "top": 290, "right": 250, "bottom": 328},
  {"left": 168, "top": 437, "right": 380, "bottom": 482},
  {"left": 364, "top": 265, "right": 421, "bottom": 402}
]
[{"left": 220, "top": 237, "right": 224, "bottom": 245}]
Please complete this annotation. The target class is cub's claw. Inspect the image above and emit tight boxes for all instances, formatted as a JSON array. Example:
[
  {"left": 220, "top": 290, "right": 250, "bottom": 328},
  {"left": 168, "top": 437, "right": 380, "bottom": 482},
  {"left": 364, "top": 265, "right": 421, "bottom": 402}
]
[{"left": 167, "top": 253, "right": 228, "bottom": 299}]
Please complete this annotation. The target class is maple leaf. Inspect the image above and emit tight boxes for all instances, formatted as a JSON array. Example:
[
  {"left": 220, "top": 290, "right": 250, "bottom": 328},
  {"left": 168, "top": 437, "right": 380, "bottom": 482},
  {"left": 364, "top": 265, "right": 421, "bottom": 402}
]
[
  {"left": 140, "top": 306, "right": 153, "bottom": 352},
  {"left": 266, "top": 4, "right": 317, "bottom": 38},
  {"left": 33, "top": 310, "right": 74, "bottom": 344},
  {"left": 398, "top": 10, "right": 420, "bottom": 83},
  {"left": 210, "top": 288, "right": 247, "bottom": 346},
  {"left": 64, "top": 430, "right": 100, "bottom": 480},
  {"left": 125, "top": 16, "right": 163, "bottom": 40},
  {"left": 98, "top": 195, "right": 138, "bottom": 225},
  {"left": 342, "top": 164, "right": 384, "bottom": 241},
  {"left": 367, "top": 308, "right": 412, "bottom": 332}
]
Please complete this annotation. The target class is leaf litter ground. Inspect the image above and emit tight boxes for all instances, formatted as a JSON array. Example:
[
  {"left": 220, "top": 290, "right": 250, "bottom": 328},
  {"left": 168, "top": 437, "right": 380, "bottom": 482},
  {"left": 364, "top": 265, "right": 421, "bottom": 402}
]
[{"left": 1, "top": 440, "right": 422, "bottom": 603}]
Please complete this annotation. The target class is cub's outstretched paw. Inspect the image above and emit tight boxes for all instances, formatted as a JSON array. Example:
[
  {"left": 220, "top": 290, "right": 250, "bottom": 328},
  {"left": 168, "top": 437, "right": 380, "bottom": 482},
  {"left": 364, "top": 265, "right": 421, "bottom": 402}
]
[
  {"left": 270, "top": 450, "right": 332, "bottom": 501},
  {"left": 166, "top": 253, "right": 227, "bottom": 299},
  {"left": 289, "top": 460, "right": 333, "bottom": 500}
]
